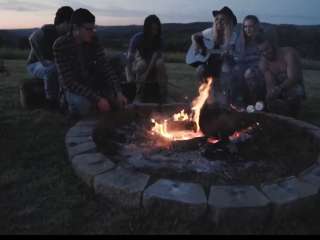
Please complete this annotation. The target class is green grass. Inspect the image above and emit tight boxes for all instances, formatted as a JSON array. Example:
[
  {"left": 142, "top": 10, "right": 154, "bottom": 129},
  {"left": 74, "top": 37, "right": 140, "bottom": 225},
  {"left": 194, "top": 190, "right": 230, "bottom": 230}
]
[
  {"left": 0, "top": 48, "right": 29, "bottom": 60},
  {"left": 0, "top": 59, "right": 320, "bottom": 234}
]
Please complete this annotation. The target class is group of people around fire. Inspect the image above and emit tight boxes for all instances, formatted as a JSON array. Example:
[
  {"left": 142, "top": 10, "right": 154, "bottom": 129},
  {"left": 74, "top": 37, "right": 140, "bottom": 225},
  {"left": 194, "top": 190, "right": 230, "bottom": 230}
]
[{"left": 24, "top": 5, "right": 306, "bottom": 118}]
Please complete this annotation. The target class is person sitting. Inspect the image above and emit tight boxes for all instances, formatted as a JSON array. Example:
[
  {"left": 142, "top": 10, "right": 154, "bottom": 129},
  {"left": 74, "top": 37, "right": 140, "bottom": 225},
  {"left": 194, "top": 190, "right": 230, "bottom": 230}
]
[
  {"left": 187, "top": 6, "right": 238, "bottom": 107},
  {"left": 26, "top": 6, "right": 74, "bottom": 108},
  {"left": 256, "top": 35, "right": 306, "bottom": 117},
  {"left": 126, "top": 15, "right": 168, "bottom": 104},
  {"left": 232, "top": 15, "right": 265, "bottom": 106},
  {"left": 0, "top": 59, "right": 9, "bottom": 76},
  {"left": 53, "top": 8, "right": 127, "bottom": 118}
]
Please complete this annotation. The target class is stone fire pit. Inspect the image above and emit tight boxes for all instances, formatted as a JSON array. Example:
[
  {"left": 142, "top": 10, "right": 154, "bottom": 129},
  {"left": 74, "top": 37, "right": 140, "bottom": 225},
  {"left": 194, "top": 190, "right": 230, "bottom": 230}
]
[{"left": 65, "top": 103, "right": 320, "bottom": 226}]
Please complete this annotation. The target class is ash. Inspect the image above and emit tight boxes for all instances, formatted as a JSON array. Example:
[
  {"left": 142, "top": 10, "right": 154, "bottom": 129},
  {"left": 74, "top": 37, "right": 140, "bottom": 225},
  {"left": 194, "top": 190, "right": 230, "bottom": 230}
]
[{"left": 114, "top": 122, "right": 262, "bottom": 178}]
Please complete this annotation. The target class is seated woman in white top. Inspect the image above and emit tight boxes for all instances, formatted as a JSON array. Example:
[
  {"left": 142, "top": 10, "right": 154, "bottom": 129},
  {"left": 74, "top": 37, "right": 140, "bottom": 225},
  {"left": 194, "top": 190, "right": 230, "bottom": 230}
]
[{"left": 186, "top": 6, "right": 238, "bottom": 106}]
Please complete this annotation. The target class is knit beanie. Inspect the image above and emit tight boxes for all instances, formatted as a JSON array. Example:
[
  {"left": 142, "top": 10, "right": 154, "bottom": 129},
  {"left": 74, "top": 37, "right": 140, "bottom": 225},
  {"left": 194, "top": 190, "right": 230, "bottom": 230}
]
[{"left": 70, "top": 8, "right": 95, "bottom": 26}]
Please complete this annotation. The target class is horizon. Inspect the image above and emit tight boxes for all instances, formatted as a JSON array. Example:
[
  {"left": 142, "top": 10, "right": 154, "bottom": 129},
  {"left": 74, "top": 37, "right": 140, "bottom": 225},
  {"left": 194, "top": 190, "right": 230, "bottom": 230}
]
[
  {"left": 2, "top": 21, "right": 320, "bottom": 31},
  {"left": 0, "top": 0, "right": 319, "bottom": 29}
]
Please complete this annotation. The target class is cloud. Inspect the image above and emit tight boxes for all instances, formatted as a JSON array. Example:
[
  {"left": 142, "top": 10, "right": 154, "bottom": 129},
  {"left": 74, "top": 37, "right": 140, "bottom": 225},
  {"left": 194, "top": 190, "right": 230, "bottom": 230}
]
[
  {"left": 56, "top": 0, "right": 149, "bottom": 17},
  {"left": 0, "top": 0, "right": 319, "bottom": 26},
  {"left": 0, "top": 0, "right": 55, "bottom": 12}
]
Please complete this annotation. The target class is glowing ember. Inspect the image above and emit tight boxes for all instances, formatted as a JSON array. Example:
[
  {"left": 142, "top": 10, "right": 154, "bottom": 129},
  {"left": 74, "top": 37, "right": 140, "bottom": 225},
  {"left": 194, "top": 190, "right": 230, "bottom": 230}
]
[
  {"left": 206, "top": 122, "right": 260, "bottom": 145},
  {"left": 229, "top": 122, "right": 260, "bottom": 142},
  {"left": 173, "top": 110, "right": 189, "bottom": 121},
  {"left": 208, "top": 137, "right": 221, "bottom": 144},
  {"left": 151, "top": 78, "right": 213, "bottom": 141}
]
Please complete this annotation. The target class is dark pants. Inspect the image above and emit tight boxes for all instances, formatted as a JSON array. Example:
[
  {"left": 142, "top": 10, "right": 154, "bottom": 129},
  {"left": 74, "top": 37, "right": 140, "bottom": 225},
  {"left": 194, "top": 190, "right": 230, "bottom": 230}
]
[
  {"left": 267, "top": 98, "right": 302, "bottom": 118},
  {"left": 27, "top": 62, "right": 59, "bottom": 100}
]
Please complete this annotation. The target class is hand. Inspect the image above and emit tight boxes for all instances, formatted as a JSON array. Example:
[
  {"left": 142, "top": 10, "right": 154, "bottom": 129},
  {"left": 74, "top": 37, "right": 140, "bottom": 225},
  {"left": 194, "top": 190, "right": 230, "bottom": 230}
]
[{"left": 97, "top": 98, "right": 111, "bottom": 113}]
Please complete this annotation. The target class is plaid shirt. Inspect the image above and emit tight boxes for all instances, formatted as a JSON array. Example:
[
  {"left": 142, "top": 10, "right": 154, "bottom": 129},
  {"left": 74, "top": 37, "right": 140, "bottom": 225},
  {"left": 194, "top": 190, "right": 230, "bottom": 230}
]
[{"left": 53, "top": 34, "right": 121, "bottom": 102}]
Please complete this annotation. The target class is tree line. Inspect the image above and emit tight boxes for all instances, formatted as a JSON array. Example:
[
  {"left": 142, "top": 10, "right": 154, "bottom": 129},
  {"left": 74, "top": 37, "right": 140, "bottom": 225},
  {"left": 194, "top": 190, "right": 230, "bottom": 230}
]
[{"left": 1, "top": 23, "right": 320, "bottom": 60}]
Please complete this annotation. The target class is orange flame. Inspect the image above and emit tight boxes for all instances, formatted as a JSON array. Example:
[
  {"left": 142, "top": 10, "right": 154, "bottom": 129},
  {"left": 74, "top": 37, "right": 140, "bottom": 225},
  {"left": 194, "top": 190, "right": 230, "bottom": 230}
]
[
  {"left": 151, "top": 78, "right": 213, "bottom": 141},
  {"left": 191, "top": 78, "right": 213, "bottom": 132},
  {"left": 173, "top": 110, "right": 189, "bottom": 121}
]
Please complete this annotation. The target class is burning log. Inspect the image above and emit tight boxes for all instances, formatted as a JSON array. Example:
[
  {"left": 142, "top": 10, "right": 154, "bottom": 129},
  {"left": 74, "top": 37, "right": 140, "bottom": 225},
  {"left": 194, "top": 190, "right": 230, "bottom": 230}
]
[
  {"left": 150, "top": 78, "right": 213, "bottom": 141},
  {"left": 199, "top": 103, "right": 256, "bottom": 138},
  {"left": 158, "top": 103, "right": 190, "bottom": 115},
  {"left": 166, "top": 120, "right": 197, "bottom": 132}
]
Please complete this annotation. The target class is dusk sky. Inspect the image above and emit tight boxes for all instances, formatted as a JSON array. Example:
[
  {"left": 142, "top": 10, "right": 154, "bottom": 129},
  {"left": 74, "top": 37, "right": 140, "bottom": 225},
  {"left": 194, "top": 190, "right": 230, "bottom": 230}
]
[{"left": 0, "top": 0, "right": 319, "bottom": 29}]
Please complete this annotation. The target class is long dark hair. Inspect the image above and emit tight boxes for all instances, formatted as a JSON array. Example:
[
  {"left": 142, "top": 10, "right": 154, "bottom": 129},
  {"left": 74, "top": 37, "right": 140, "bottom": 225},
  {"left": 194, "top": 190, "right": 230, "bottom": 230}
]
[
  {"left": 243, "top": 15, "right": 261, "bottom": 44},
  {"left": 235, "top": 15, "right": 261, "bottom": 57},
  {"left": 140, "top": 15, "right": 162, "bottom": 59}
]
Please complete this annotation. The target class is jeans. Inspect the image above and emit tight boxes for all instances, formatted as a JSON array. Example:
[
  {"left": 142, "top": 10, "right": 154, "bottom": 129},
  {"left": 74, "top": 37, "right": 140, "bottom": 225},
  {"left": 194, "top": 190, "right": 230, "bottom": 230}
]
[
  {"left": 65, "top": 91, "right": 93, "bottom": 117},
  {"left": 27, "top": 61, "right": 59, "bottom": 100}
]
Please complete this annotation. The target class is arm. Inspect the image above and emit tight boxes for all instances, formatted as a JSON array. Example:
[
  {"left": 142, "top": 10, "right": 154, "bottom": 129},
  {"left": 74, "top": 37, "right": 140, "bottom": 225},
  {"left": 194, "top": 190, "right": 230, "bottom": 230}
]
[
  {"left": 259, "top": 59, "right": 277, "bottom": 100},
  {"left": 192, "top": 32, "right": 204, "bottom": 43},
  {"left": 126, "top": 34, "right": 140, "bottom": 82},
  {"left": 140, "top": 51, "right": 161, "bottom": 82},
  {"left": 280, "top": 48, "right": 302, "bottom": 91},
  {"left": 29, "top": 30, "right": 50, "bottom": 66},
  {"left": 53, "top": 38, "right": 102, "bottom": 103},
  {"left": 95, "top": 44, "right": 127, "bottom": 107},
  {"left": 126, "top": 50, "right": 136, "bottom": 83},
  {"left": 126, "top": 55, "right": 135, "bottom": 83},
  {"left": 191, "top": 32, "right": 206, "bottom": 54},
  {"left": 95, "top": 44, "right": 123, "bottom": 96}
]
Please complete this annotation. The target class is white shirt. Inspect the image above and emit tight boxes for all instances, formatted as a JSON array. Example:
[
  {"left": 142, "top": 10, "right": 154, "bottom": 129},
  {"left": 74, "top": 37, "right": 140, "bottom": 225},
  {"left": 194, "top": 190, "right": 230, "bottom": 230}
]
[{"left": 201, "top": 27, "right": 238, "bottom": 51}]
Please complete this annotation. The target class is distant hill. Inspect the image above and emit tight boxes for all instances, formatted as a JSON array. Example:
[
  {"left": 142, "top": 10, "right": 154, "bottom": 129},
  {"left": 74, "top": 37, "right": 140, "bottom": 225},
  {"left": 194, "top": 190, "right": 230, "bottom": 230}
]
[{"left": 1, "top": 22, "right": 320, "bottom": 60}]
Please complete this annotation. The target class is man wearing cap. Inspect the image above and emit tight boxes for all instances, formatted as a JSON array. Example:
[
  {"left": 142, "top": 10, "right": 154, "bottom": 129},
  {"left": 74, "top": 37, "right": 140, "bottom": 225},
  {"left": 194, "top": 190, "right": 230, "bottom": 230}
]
[
  {"left": 27, "top": 6, "right": 74, "bottom": 108},
  {"left": 53, "top": 8, "right": 127, "bottom": 117},
  {"left": 188, "top": 6, "right": 238, "bottom": 106}
]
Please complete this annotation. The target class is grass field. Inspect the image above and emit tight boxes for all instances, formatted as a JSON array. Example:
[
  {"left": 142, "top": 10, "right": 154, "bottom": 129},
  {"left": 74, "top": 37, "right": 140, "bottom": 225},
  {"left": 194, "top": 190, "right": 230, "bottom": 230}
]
[{"left": 0, "top": 59, "right": 320, "bottom": 234}]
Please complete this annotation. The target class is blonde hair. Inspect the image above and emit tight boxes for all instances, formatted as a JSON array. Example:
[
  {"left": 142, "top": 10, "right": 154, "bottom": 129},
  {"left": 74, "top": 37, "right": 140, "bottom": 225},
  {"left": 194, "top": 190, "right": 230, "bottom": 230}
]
[{"left": 213, "top": 14, "right": 234, "bottom": 48}]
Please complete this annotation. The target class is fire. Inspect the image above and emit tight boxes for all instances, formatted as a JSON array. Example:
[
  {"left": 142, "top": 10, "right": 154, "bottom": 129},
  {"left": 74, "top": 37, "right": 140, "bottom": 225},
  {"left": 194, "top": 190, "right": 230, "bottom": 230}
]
[
  {"left": 229, "top": 122, "right": 260, "bottom": 143},
  {"left": 191, "top": 78, "right": 213, "bottom": 131},
  {"left": 151, "top": 78, "right": 213, "bottom": 141},
  {"left": 173, "top": 110, "right": 189, "bottom": 121}
]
